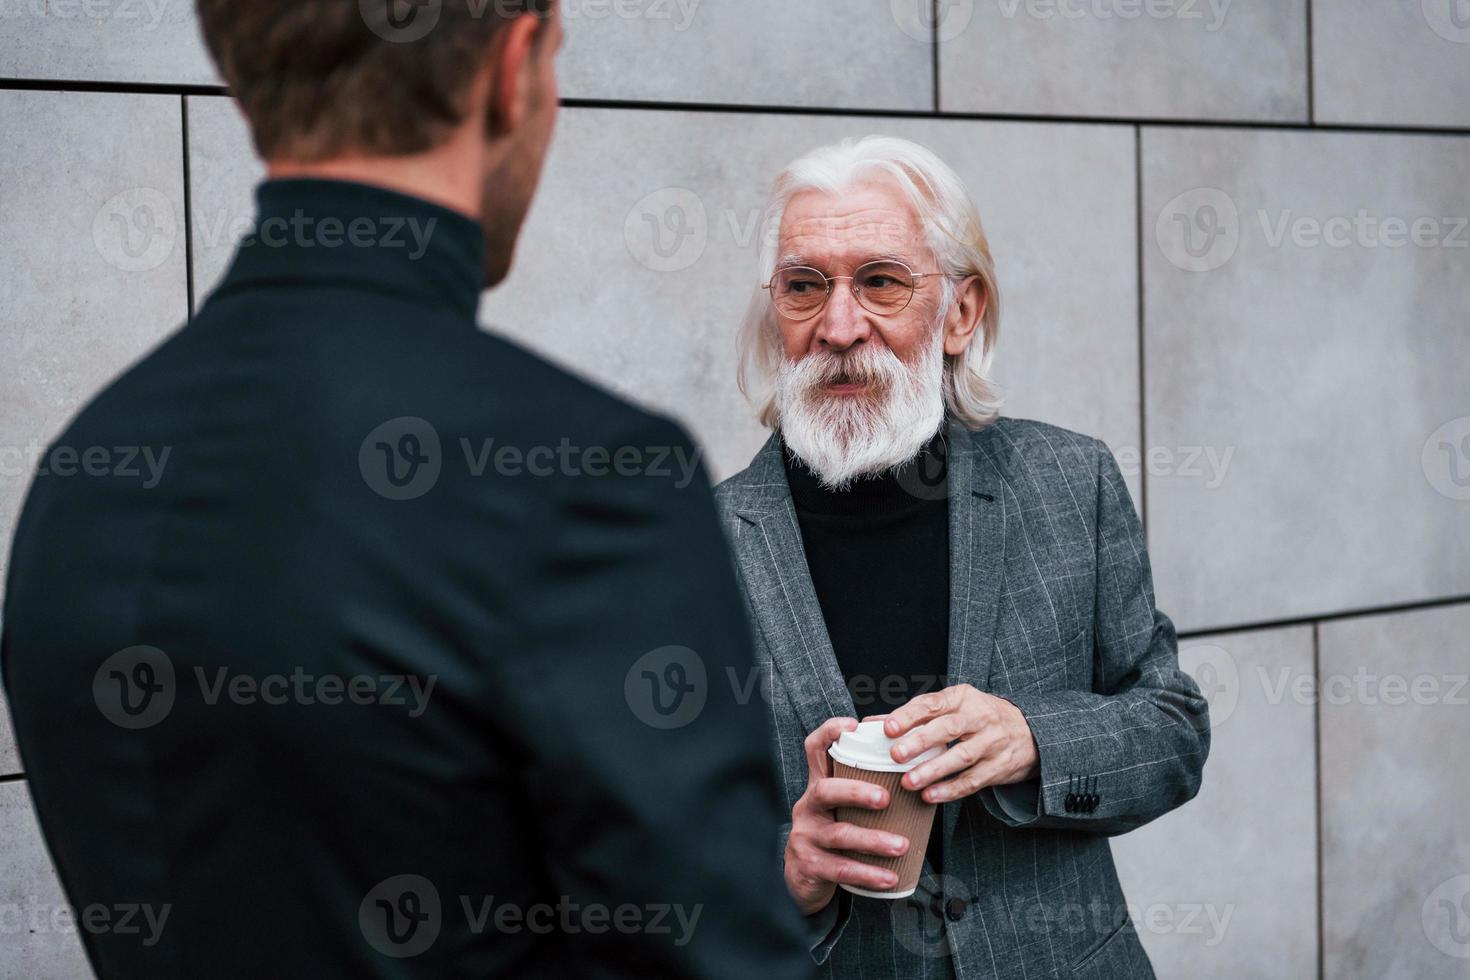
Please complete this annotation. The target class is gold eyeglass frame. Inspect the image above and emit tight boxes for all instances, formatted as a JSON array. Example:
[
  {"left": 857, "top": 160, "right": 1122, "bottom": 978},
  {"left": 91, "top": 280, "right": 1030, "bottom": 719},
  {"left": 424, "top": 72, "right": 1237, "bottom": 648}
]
[{"left": 761, "top": 259, "right": 946, "bottom": 321}]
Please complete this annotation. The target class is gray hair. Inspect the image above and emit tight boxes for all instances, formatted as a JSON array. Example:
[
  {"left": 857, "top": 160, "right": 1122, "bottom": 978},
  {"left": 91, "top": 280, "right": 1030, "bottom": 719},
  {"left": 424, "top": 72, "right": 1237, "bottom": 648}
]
[{"left": 737, "top": 135, "right": 1004, "bottom": 431}]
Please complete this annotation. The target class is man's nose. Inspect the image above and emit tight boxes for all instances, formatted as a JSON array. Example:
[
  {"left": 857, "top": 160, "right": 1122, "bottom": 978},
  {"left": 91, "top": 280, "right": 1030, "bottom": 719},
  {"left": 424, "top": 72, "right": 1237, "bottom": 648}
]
[{"left": 815, "top": 282, "right": 871, "bottom": 351}]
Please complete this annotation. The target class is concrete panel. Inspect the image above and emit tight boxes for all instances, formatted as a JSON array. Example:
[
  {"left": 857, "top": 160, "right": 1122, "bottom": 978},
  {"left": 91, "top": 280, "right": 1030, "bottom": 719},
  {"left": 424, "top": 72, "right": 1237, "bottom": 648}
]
[
  {"left": 1320, "top": 603, "right": 1470, "bottom": 979},
  {"left": 1142, "top": 127, "right": 1470, "bottom": 631},
  {"left": 0, "top": 780, "right": 94, "bottom": 979},
  {"left": 1112, "top": 626, "right": 1318, "bottom": 980},
  {"left": 939, "top": 0, "right": 1309, "bottom": 121},
  {"left": 1314, "top": 0, "right": 1470, "bottom": 128}
]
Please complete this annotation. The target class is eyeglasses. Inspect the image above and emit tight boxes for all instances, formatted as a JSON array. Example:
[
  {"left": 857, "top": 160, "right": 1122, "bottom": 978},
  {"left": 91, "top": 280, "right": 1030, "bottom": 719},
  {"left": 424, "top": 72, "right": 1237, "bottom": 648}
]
[{"left": 762, "top": 259, "right": 945, "bottom": 322}]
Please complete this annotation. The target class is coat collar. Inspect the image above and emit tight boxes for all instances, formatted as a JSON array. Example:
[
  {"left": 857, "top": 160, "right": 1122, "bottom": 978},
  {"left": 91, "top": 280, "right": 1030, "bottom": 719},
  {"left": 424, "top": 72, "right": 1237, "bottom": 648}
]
[{"left": 207, "top": 178, "right": 488, "bottom": 321}]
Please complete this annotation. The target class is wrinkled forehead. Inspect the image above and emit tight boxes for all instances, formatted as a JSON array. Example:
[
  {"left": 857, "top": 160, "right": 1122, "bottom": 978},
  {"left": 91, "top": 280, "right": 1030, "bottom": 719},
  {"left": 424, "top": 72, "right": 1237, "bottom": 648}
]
[{"left": 776, "top": 176, "right": 932, "bottom": 271}]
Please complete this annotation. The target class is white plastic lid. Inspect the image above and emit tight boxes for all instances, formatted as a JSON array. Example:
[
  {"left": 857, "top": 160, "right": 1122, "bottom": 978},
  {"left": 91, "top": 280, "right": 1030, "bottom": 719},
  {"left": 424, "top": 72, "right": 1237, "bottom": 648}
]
[{"left": 828, "top": 719, "right": 942, "bottom": 773}]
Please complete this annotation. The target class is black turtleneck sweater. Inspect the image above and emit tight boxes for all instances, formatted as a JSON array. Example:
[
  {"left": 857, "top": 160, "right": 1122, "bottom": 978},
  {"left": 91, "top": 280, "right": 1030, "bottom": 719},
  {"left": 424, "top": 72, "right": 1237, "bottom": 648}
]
[{"left": 783, "top": 433, "right": 951, "bottom": 871}]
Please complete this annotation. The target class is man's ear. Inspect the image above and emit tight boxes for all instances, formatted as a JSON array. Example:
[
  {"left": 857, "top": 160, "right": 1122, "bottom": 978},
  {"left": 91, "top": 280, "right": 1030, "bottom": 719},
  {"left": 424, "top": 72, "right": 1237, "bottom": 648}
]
[
  {"left": 484, "top": 14, "right": 544, "bottom": 138},
  {"left": 943, "top": 275, "right": 987, "bottom": 357}
]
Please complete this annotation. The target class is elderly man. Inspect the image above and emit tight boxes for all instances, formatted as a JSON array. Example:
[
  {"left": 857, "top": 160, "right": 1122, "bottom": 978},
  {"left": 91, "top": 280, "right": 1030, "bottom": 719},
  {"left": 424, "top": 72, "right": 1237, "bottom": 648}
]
[{"left": 715, "top": 136, "right": 1211, "bottom": 979}]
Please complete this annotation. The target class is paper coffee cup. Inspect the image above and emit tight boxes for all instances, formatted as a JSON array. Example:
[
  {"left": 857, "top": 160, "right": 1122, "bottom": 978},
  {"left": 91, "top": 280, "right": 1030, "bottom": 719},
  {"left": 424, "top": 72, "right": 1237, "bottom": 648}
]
[{"left": 828, "top": 720, "right": 942, "bottom": 899}]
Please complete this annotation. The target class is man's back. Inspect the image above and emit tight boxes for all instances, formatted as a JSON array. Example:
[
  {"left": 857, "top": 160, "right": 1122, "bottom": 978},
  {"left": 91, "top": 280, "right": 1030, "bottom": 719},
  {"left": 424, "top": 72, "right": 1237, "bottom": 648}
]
[{"left": 1, "top": 180, "right": 810, "bottom": 978}]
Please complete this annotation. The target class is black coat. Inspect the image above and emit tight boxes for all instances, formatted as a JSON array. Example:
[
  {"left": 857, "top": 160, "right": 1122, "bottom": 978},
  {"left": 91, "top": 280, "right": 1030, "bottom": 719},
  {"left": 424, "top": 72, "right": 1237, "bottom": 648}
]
[{"left": 2, "top": 179, "right": 811, "bottom": 980}]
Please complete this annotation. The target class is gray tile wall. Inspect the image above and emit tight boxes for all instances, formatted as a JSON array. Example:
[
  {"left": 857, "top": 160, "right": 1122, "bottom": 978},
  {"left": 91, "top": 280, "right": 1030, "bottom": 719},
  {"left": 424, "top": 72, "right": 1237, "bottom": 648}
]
[
  {"left": 2, "top": 4, "right": 1466, "bottom": 978},
  {"left": 0, "top": 1, "right": 217, "bottom": 86},
  {"left": 1112, "top": 627, "right": 1319, "bottom": 979},
  {"left": 558, "top": 0, "right": 934, "bottom": 110},
  {"left": 1141, "top": 127, "right": 1470, "bottom": 633},
  {"left": 1314, "top": 0, "right": 1470, "bottom": 128},
  {"left": 1320, "top": 603, "right": 1470, "bottom": 978},
  {"left": 939, "top": 0, "right": 1310, "bottom": 121},
  {"left": 0, "top": 781, "right": 92, "bottom": 977},
  {"left": 0, "top": 89, "right": 190, "bottom": 590}
]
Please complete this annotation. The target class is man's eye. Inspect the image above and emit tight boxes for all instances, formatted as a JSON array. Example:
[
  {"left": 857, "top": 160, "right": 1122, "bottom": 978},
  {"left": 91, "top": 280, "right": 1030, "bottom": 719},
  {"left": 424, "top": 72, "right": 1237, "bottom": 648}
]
[
  {"left": 866, "top": 276, "right": 896, "bottom": 289},
  {"left": 787, "top": 280, "right": 821, "bottom": 293}
]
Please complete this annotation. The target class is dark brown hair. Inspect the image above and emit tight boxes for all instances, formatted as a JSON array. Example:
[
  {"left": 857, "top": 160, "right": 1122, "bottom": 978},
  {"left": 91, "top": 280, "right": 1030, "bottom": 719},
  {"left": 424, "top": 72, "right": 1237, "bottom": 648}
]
[{"left": 196, "top": 0, "right": 553, "bottom": 161}]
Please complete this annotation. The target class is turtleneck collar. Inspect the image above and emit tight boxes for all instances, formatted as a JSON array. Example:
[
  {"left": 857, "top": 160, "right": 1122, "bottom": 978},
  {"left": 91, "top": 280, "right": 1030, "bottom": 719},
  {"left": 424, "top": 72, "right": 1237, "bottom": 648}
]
[
  {"left": 209, "top": 178, "right": 487, "bottom": 321},
  {"left": 782, "top": 430, "right": 951, "bottom": 517}
]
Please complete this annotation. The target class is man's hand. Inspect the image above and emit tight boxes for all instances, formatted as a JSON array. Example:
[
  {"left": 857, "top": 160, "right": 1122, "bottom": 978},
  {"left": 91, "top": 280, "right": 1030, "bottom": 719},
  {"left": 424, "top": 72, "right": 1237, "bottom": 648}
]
[
  {"left": 784, "top": 717, "right": 912, "bottom": 916},
  {"left": 884, "top": 685, "right": 1040, "bottom": 803}
]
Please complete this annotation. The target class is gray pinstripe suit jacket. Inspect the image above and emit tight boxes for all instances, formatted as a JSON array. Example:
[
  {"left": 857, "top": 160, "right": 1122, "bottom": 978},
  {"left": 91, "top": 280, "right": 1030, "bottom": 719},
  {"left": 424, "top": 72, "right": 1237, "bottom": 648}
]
[{"left": 714, "top": 417, "right": 1211, "bottom": 980}]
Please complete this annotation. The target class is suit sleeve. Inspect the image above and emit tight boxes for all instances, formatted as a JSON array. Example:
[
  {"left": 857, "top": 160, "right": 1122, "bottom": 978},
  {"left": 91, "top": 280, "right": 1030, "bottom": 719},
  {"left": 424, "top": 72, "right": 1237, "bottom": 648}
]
[
  {"left": 978, "top": 438, "right": 1211, "bottom": 835},
  {"left": 498, "top": 414, "right": 814, "bottom": 980}
]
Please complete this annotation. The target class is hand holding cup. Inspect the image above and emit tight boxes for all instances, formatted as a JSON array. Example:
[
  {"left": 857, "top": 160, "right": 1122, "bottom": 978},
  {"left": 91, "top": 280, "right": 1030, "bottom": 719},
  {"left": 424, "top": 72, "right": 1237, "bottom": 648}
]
[{"left": 783, "top": 717, "right": 915, "bottom": 915}]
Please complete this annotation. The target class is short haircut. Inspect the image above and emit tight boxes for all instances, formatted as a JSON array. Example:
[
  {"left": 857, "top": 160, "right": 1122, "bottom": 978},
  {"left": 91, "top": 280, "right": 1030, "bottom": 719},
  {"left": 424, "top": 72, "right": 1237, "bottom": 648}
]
[{"left": 197, "top": 0, "right": 554, "bottom": 162}]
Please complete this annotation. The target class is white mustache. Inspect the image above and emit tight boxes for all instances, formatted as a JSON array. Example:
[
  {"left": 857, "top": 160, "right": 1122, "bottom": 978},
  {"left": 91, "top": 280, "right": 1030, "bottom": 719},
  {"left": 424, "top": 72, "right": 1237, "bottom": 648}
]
[{"left": 787, "top": 345, "right": 905, "bottom": 401}]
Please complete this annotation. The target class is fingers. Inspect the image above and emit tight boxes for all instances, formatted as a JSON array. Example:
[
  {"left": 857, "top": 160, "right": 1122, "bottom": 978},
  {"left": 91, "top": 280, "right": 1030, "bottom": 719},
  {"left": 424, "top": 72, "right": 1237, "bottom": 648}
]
[
  {"left": 884, "top": 684, "right": 975, "bottom": 740},
  {"left": 800, "top": 850, "right": 901, "bottom": 894},
  {"left": 807, "top": 777, "right": 891, "bottom": 812},
  {"left": 811, "top": 821, "right": 910, "bottom": 859},
  {"left": 920, "top": 762, "right": 1003, "bottom": 804},
  {"left": 891, "top": 710, "right": 979, "bottom": 765},
  {"left": 903, "top": 733, "right": 997, "bottom": 791},
  {"left": 804, "top": 717, "right": 858, "bottom": 785}
]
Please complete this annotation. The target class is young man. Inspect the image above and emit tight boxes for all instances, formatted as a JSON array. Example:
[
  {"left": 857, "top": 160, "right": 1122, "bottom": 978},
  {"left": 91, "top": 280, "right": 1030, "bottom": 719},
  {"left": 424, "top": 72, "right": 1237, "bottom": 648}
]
[{"left": 1, "top": 4, "right": 810, "bottom": 977}]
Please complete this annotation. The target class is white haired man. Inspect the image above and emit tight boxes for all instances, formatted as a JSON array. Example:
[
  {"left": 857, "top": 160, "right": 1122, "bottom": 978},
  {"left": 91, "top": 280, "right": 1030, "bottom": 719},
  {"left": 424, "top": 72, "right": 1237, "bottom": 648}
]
[{"left": 714, "top": 136, "right": 1211, "bottom": 978}]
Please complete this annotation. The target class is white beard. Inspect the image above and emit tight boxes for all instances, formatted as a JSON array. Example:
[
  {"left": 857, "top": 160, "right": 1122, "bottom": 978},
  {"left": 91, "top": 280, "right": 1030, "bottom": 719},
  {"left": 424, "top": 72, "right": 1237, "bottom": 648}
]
[{"left": 775, "top": 328, "right": 946, "bottom": 490}]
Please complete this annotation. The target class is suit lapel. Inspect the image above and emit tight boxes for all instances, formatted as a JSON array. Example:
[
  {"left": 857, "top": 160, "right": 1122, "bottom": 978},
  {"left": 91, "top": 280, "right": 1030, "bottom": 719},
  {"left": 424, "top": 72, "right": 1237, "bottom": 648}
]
[
  {"left": 944, "top": 420, "right": 1008, "bottom": 692},
  {"left": 941, "top": 421, "right": 1009, "bottom": 852},
  {"left": 726, "top": 423, "right": 1011, "bottom": 808},
  {"left": 728, "top": 436, "right": 857, "bottom": 739}
]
